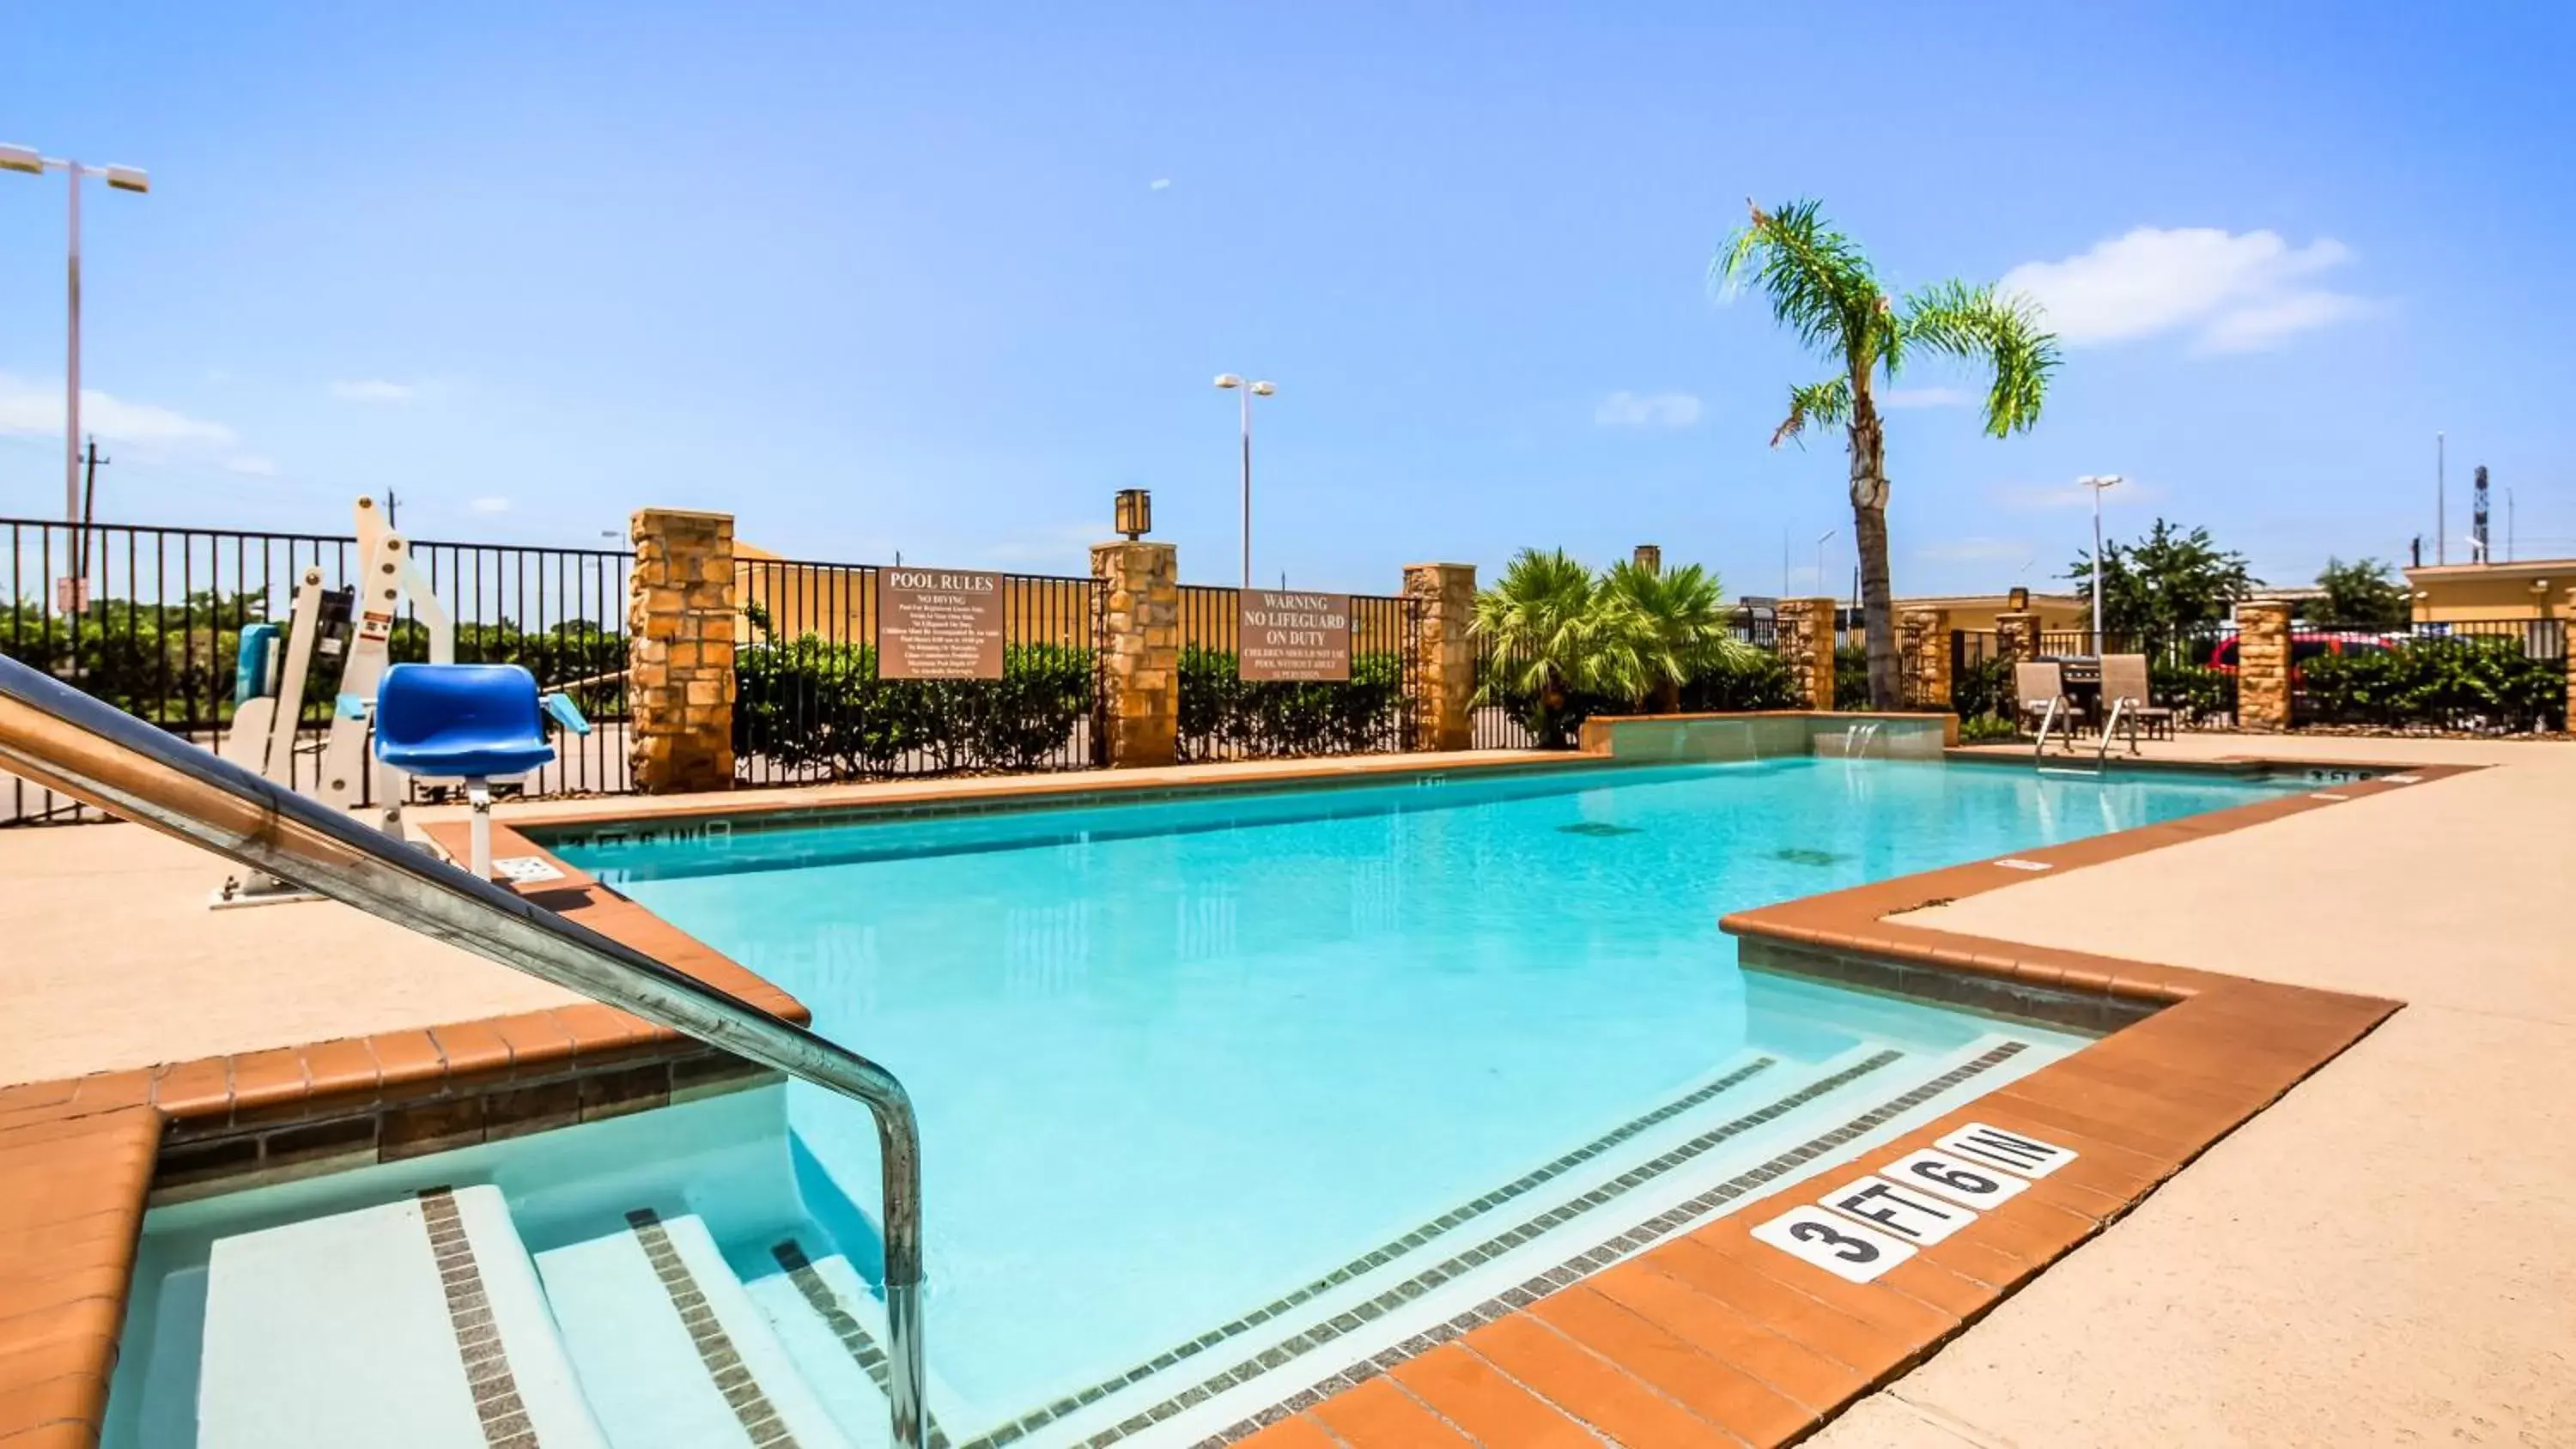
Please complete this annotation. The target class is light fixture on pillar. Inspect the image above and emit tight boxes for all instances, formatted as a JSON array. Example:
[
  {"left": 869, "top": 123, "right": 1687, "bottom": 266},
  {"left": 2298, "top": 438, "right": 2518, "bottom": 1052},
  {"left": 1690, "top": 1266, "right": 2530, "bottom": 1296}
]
[
  {"left": 1115, "top": 488, "right": 1151, "bottom": 541},
  {"left": 1633, "top": 544, "right": 1662, "bottom": 574},
  {"left": 2007, "top": 586, "right": 2030, "bottom": 611}
]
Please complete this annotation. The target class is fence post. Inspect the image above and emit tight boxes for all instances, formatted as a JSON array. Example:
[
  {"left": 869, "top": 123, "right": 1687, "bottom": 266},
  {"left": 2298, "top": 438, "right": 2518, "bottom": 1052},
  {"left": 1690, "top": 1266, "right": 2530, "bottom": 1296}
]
[
  {"left": 1899, "top": 608, "right": 1950, "bottom": 710},
  {"left": 2236, "top": 598, "right": 2293, "bottom": 731},
  {"left": 1780, "top": 597, "right": 1837, "bottom": 710},
  {"left": 628, "top": 508, "right": 738, "bottom": 793},
  {"left": 1091, "top": 540, "right": 1181, "bottom": 767},
  {"left": 1403, "top": 562, "right": 1477, "bottom": 749}
]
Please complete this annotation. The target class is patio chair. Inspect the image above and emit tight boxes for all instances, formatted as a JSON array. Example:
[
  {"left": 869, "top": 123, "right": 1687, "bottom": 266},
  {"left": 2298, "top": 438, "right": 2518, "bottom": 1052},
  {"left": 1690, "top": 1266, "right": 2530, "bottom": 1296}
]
[
  {"left": 2099, "top": 653, "right": 2175, "bottom": 751},
  {"left": 374, "top": 664, "right": 589, "bottom": 879},
  {"left": 2014, "top": 661, "right": 2076, "bottom": 750}
]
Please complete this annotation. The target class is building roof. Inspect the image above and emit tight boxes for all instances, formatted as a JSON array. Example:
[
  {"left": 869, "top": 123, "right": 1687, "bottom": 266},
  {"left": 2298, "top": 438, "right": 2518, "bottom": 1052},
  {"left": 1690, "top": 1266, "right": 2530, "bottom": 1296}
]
[{"left": 2404, "top": 558, "right": 2575, "bottom": 584}]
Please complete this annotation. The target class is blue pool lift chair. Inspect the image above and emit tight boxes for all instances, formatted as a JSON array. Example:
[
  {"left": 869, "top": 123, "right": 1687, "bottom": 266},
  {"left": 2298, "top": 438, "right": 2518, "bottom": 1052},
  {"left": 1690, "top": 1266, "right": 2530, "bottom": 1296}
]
[{"left": 373, "top": 663, "right": 591, "bottom": 879}]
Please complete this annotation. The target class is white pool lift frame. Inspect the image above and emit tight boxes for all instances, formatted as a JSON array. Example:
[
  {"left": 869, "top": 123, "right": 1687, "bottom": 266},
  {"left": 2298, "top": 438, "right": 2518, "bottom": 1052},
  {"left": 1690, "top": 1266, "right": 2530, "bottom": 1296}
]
[{"left": 213, "top": 496, "right": 453, "bottom": 906}]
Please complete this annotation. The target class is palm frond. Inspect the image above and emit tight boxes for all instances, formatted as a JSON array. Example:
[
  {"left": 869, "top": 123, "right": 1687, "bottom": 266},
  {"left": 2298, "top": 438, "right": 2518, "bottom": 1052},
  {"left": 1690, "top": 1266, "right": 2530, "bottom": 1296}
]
[
  {"left": 1593, "top": 561, "right": 1753, "bottom": 706},
  {"left": 1899, "top": 281, "right": 2062, "bottom": 438},
  {"left": 1771, "top": 378, "right": 1853, "bottom": 449},
  {"left": 1711, "top": 198, "right": 1893, "bottom": 370},
  {"left": 1471, "top": 548, "right": 1602, "bottom": 701}
]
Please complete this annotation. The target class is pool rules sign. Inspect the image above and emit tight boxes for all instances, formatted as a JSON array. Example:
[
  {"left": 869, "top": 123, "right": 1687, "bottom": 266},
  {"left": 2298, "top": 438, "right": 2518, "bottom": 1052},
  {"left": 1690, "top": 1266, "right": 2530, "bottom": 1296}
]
[
  {"left": 878, "top": 568, "right": 1006, "bottom": 679},
  {"left": 1237, "top": 590, "right": 1352, "bottom": 682}
]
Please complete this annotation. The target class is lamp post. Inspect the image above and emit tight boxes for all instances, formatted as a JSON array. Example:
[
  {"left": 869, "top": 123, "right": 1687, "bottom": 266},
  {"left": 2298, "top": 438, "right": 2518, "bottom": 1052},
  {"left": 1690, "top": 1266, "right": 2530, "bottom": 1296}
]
[
  {"left": 1212, "top": 374, "right": 1274, "bottom": 589},
  {"left": 0, "top": 145, "right": 150, "bottom": 528},
  {"left": 1812, "top": 530, "right": 1837, "bottom": 644},
  {"left": 2079, "top": 474, "right": 2123, "bottom": 655}
]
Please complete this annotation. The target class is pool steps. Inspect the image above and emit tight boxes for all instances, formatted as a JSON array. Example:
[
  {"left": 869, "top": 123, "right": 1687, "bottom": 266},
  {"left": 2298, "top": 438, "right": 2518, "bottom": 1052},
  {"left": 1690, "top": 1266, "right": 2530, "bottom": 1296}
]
[
  {"left": 198, "top": 1185, "right": 606, "bottom": 1448},
  {"left": 189, "top": 1036, "right": 2032, "bottom": 1448},
  {"left": 534, "top": 1209, "right": 860, "bottom": 1448}
]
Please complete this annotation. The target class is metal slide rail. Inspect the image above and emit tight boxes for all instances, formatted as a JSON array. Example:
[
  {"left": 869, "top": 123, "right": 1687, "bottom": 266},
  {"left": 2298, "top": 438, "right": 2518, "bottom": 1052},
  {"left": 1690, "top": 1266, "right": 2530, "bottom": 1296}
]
[{"left": 0, "top": 653, "right": 928, "bottom": 1449}]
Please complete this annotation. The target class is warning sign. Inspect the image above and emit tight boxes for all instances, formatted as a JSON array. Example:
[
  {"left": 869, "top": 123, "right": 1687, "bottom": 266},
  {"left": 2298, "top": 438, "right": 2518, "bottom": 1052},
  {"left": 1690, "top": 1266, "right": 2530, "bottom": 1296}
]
[{"left": 1237, "top": 590, "right": 1352, "bottom": 682}]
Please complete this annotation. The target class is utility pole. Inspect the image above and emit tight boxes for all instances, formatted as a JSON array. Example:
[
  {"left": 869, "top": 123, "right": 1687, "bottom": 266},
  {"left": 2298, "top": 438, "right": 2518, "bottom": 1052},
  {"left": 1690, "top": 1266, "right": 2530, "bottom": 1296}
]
[
  {"left": 73, "top": 436, "right": 106, "bottom": 606},
  {"left": 385, "top": 490, "right": 399, "bottom": 529},
  {"left": 2436, "top": 433, "right": 2445, "bottom": 566}
]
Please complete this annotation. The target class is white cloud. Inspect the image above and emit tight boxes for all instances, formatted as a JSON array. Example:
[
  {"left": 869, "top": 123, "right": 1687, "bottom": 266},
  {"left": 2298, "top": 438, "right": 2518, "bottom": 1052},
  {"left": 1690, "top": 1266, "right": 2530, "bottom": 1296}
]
[
  {"left": 1149, "top": 178, "right": 1172, "bottom": 191},
  {"left": 2194, "top": 291, "right": 2373, "bottom": 354},
  {"left": 226, "top": 455, "right": 280, "bottom": 477},
  {"left": 1990, "top": 478, "right": 2167, "bottom": 512},
  {"left": 2000, "top": 227, "right": 2368, "bottom": 353},
  {"left": 0, "top": 374, "right": 235, "bottom": 446},
  {"left": 1594, "top": 390, "right": 1704, "bottom": 430},
  {"left": 331, "top": 379, "right": 422, "bottom": 402},
  {"left": 1916, "top": 537, "right": 2030, "bottom": 563},
  {"left": 469, "top": 496, "right": 511, "bottom": 514},
  {"left": 1880, "top": 386, "right": 1972, "bottom": 409}
]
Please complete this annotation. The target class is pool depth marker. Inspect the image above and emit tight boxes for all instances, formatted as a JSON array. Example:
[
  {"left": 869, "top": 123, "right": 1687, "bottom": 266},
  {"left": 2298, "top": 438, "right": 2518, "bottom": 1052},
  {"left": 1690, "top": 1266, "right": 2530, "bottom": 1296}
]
[{"left": 1753, "top": 1120, "right": 2078, "bottom": 1283}]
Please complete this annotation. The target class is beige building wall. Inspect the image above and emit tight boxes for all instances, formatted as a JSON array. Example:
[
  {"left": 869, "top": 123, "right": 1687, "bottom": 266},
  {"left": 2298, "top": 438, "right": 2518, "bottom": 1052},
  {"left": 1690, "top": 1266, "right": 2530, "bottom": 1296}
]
[
  {"left": 733, "top": 542, "right": 1090, "bottom": 649},
  {"left": 2403, "top": 561, "right": 2572, "bottom": 623}
]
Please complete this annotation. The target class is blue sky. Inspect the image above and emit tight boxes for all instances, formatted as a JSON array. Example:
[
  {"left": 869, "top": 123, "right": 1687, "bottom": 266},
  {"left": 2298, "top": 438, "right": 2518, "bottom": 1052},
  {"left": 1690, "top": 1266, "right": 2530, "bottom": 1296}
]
[{"left": 3, "top": 2, "right": 2570, "bottom": 598}]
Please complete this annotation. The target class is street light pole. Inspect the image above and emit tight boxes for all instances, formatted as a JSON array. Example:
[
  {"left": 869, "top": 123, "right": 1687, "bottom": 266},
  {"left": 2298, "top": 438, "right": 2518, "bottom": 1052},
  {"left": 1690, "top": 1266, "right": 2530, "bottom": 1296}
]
[
  {"left": 2079, "top": 474, "right": 2123, "bottom": 655},
  {"left": 1, "top": 144, "right": 150, "bottom": 527},
  {"left": 1213, "top": 374, "right": 1275, "bottom": 589}
]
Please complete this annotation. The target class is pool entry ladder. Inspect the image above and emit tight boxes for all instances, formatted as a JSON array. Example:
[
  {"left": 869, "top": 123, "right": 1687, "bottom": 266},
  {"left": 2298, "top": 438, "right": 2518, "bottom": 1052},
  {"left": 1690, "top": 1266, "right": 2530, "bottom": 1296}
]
[{"left": 0, "top": 652, "right": 933, "bottom": 1449}]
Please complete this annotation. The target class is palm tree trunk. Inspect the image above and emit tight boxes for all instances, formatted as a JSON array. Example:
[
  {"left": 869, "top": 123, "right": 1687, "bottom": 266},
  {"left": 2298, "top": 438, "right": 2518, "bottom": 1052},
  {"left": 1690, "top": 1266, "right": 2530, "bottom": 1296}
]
[{"left": 1845, "top": 391, "right": 1899, "bottom": 709}]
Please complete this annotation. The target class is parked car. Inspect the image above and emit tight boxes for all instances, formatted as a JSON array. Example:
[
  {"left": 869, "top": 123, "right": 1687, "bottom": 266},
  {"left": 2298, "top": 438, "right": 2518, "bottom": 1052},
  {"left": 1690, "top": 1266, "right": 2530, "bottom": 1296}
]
[{"left": 2205, "top": 633, "right": 2394, "bottom": 677}]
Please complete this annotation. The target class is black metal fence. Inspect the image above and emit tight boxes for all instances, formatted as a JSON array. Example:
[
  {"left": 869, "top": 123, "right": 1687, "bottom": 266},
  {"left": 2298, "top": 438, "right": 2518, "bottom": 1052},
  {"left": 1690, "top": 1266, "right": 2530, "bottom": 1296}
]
[
  {"left": 2287, "top": 620, "right": 2566, "bottom": 733},
  {"left": 1176, "top": 585, "right": 1420, "bottom": 759},
  {"left": 732, "top": 556, "right": 1100, "bottom": 782},
  {"left": 3, "top": 517, "right": 633, "bottom": 826}
]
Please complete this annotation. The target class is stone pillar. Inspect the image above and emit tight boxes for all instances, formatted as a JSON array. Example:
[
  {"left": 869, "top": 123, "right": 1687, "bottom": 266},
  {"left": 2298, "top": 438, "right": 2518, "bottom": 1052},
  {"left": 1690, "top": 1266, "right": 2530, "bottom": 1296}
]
[
  {"left": 1995, "top": 609, "right": 2042, "bottom": 667},
  {"left": 2236, "top": 598, "right": 2293, "bottom": 732},
  {"left": 1403, "top": 563, "right": 1477, "bottom": 750},
  {"left": 2560, "top": 589, "right": 2573, "bottom": 731},
  {"left": 1899, "top": 608, "right": 1951, "bottom": 710},
  {"left": 1091, "top": 541, "right": 1180, "bottom": 767},
  {"left": 1777, "top": 597, "right": 1837, "bottom": 711},
  {"left": 628, "top": 509, "right": 738, "bottom": 793}
]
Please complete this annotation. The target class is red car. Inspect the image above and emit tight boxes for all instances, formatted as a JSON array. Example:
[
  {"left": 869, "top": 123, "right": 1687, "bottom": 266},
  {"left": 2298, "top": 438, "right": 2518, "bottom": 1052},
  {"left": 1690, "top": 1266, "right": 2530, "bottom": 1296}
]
[{"left": 2206, "top": 634, "right": 2392, "bottom": 676}]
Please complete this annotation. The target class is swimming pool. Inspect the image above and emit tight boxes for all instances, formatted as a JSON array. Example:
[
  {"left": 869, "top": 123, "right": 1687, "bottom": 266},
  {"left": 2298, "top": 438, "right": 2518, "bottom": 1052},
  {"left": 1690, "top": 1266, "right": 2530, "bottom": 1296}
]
[{"left": 529, "top": 757, "right": 2286, "bottom": 1442}]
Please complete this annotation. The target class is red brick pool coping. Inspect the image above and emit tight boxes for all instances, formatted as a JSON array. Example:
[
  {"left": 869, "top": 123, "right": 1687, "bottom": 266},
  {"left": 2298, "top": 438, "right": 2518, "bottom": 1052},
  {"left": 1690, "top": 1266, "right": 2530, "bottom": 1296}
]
[{"left": 0, "top": 752, "right": 2474, "bottom": 1446}]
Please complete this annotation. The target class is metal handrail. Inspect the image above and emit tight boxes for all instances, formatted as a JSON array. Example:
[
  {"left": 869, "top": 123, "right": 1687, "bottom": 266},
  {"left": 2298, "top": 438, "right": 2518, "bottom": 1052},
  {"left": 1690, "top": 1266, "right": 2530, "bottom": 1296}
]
[
  {"left": 0, "top": 653, "right": 927, "bottom": 1449},
  {"left": 2031, "top": 695, "right": 2066, "bottom": 761},
  {"left": 2096, "top": 695, "right": 2131, "bottom": 768}
]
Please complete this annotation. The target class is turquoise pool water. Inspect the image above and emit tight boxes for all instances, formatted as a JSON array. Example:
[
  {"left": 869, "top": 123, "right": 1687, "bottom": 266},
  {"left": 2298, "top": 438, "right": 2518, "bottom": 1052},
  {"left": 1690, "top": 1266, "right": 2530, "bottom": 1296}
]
[{"left": 550, "top": 758, "right": 2285, "bottom": 1437}]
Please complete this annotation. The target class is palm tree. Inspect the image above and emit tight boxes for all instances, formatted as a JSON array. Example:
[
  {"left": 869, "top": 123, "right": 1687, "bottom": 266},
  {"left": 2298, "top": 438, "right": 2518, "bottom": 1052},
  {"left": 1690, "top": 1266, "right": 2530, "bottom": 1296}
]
[
  {"left": 1715, "top": 199, "right": 2060, "bottom": 707},
  {"left": 1471, "top": 548, "right": 1602, "bottom": 746},
  {"left": 1593, "top": 560, "right": 1751, "bottom": 712}
]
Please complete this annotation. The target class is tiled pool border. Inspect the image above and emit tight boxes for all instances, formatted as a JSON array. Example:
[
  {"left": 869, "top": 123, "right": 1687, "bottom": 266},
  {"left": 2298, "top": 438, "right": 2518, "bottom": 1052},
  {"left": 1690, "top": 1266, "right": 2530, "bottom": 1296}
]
[{"left": 0, "top": 748, "right": 2476, "bottom": 1447}]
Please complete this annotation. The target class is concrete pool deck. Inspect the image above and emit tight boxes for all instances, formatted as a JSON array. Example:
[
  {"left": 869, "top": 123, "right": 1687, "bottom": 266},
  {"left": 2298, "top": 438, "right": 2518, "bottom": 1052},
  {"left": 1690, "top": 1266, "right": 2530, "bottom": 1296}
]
[{"left": 1805, "top": 731, "right": 2576, "bottom": 1448}]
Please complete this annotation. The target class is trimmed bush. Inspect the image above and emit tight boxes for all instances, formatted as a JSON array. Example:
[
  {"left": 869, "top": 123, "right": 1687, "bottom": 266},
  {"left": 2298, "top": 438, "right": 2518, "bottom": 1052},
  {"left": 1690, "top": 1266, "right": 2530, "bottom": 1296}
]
[
  {"left": 1179, "top": 646, "right": 1407, "bottom": 759},
  {"left": 2296, "top": 640, "right": 2563, "bottom": 733},
  {"left": 734, "top": 636, "right": 1093, "bottom": 775}
]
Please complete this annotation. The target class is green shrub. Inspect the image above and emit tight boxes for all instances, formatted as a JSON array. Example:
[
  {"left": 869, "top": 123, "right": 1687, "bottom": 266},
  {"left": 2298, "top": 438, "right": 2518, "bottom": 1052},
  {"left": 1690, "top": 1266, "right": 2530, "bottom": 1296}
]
[
  {"left": 2296, "top": 640, "right": 2563, "bottom": 733},
  {"left": 1179, "top": 646, "right": 1407, "bottom": 758},
  {"left": 734, "top": 636, "right": 1093, "bottom": 775},
  {"left": 1958, "top": 713, "right": 2020, "bottom": 743},
  {"left": 1832, "top": 642, "right": 1872, "bottom": 711},
  {"left": 1950, "top": 655, "right": 2010, "bottom": 723},
  {"left": 1675, "top": 646, "right": 1795, "bottom": 712},
  {"left": 2150, "top": 662, "right": 2232, "bottom": 723}
]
